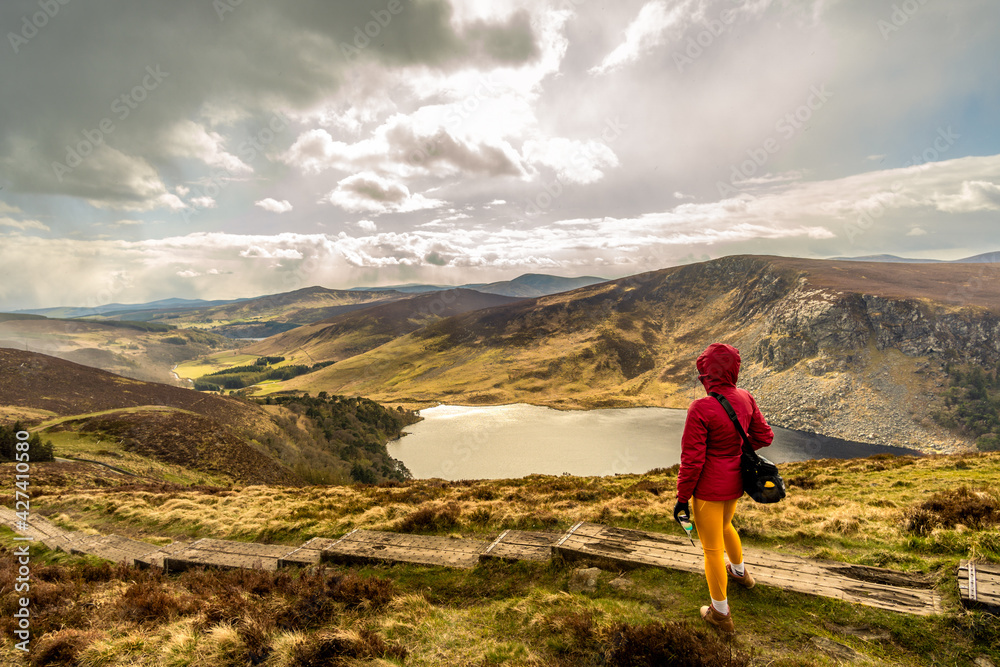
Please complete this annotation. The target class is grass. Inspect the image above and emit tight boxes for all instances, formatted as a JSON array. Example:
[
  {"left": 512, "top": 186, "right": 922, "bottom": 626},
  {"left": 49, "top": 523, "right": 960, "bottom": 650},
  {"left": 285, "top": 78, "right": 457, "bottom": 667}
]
[
  {"left": 43, "top": 428, "right": 231, "bottom": 486},
  {"left": 173, "top": 353, "right": 261, "bottom": 381},
  {"left": 2, "top": 452, "right": 999, "bottom": 665}
]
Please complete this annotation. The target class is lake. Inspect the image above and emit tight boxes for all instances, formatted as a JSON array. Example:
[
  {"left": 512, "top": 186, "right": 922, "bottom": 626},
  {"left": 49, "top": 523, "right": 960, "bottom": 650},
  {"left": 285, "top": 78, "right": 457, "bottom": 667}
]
[{"left": 386, "top": 403, "right": 920, "bottom": 481}]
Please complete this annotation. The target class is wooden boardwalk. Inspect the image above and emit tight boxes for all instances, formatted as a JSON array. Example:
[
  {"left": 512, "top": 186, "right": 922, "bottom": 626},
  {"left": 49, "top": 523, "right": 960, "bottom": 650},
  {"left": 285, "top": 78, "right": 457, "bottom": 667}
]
[
  {"left": 480, "top": 529, "right": 562, "bottom": 563},
  {"left": 0, "top": 507, "right": 957, "bottom": 617},
  {"left": 553, "top": 522, "right": 943, "bottom": 616},
  {"left": 959, "top": 560, "right": 1000, "bottom": 614},
  {"left": 320, "top": 529, "right": 489, "bottom": 569}
]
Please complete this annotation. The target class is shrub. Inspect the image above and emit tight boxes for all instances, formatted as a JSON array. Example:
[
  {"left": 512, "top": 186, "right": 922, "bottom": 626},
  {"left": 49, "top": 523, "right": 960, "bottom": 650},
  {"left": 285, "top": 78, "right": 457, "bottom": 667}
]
[
  {"left": 116, "top": 580, "right": 197, "bottom": 623},
  {"left": 603, "top": 620, "right": 749, "bottom": 667},
  {"left": 396, "top": 502, "right": 461, "bottom": 533},
  {"left": 30, "top": 629, "right": 101, "bottom": 667},
  {"left": 905, "top": 485, "right": 999, "bottom": 534},
  {"left": 289, "top": 628, "right": 407, "bottom": 666}
]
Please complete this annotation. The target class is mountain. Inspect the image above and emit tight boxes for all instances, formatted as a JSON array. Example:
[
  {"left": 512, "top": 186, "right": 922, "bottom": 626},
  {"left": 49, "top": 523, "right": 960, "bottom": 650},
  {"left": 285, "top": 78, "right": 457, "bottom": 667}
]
[
  {"left": 347, "top": 283, "right": 467, "bottom": 293},
  {"left": 0, "top": 317, "right": 237, "bottom": 384},
  {"left": 953, "top": 251, "right": 1000, "bottom": 263},
  {"left": 15, "top": 297, "right": 247, "bottom": 320},
  {"left": 346, "top": 273, "right": 607, "bottom": 298},
  {"left": 0, "top": 348, "right": 416, "bottom": 486},
  {"left": 243, "top": 288, "right": 523, "bottom": 363},
  {"left": 830, "top": 251, "right": 1000, "bottom": 263},
  {"left": 829, "top": 254, "right": 944, "bottom": 263},
  {"left": 262, "top": 255, "right": 1000, "bottom": 453},
  {"left": 97, "top": 286, "right": 409, "bottom": 338},
  {"left": 474, "top": 273, "right": 607, "bottom": 298}
]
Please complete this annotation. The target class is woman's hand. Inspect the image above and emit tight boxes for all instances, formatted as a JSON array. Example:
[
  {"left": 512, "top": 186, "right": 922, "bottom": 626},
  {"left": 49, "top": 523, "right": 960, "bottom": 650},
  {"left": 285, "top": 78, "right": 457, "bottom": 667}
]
[{"left": 673, "top": 500, "right": 690, "bottom": 523}]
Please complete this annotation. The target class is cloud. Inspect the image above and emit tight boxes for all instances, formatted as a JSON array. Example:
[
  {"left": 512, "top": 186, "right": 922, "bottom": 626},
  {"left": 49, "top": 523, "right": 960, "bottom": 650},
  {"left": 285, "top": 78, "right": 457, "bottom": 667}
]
[
  {"left": 255, "top": 198, "right": 294, "bottom": 213},
  {"left": 190, "top": 196, "right": 217, "bottom": 209},
  {"left": 0, "top": 217, "right": 49, "bottom": 232},
  {"left": 906, "top": 227, "right": 928, "bottom": 236},
  {"left": 590, "top": 0, "right": 692, "bottom": 75},
  {"left": 325, "top": 172, "right": 446, "bottom": 214},
  {"left": 176, "top": 269, "right": 200, "bottom": 278},
  {"left": 357, "top": 219, "right": 378, "bottom": 232},
  {"left": 157, "top": 120, "right": 251, "bottom": 175},
  {"left": 930, "top": 180, "right": 1000, "bottom": 214},
  {"left": 522, "top": 137, "right": 619, "bottom": 184},
  {"left": 240, "top": 245, "right": 304, "bottom": 259},
  {"left": 0, "top": 202, "right": 23, "bottom": 215},
  {"left": 0, "top": 1, "right": 541, "bottom": 212},
  {"left": 282, "top": 116, "right": 529, "bottom": 180}
]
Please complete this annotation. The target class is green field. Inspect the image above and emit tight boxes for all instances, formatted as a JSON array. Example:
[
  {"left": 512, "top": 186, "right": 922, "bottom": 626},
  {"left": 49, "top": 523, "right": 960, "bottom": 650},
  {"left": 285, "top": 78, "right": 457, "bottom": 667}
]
[{"left": 173, "top": 353, "right": 263, "bottom": 380}]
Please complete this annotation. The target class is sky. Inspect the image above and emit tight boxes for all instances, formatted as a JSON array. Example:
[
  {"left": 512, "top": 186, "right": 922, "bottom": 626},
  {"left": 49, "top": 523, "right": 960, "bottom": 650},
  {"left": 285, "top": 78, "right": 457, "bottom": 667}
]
[{"left": 1, "top": 0, "right": 998, "bottom": 310}]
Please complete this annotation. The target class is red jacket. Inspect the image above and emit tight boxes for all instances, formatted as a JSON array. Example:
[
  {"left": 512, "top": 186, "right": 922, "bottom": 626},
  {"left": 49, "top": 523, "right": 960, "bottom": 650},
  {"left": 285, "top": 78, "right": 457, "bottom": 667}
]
[{"left": 676, "top": 343, "right": 773, "bottom": 503}]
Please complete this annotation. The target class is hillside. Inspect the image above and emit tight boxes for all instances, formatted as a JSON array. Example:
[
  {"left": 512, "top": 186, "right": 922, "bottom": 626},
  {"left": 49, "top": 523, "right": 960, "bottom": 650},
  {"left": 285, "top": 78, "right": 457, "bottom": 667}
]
[
  {"left": 263, "top": 256, "right": 1000, "bottom": 453},
  {"left": 244, "top": 288, "right": 524, "bottom": 363},
  {"left": 474, "top": 273, "right": 608, "bottom": 297},
  {"left": 14, "top": 296, "right": 246, "bottom": 320},
  {"left": 98, "top": 286, "right": 407, "bottom": 338},
  {"left": 1, "top": 450, "right": 998, "bottom": 665},
  {"left": 0, "top": 349, "right": 416, "bottom": 486},
  {"left": 344, "top": 273, "right": 608, "bottom": 297},
  {"left": 0, "top": 318, "right": 238, "bottom": 384}
]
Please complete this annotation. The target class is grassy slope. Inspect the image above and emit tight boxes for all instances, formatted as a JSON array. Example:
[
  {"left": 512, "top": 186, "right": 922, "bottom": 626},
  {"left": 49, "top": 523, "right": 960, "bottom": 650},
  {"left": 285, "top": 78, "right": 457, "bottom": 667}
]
[
  {"left": 1, "top": 452, "right": 998, "bottom": 665},
  {"left": 115, "top": 287, "right": 404, "bottom": 329},
  {"left": 241, "top": 289, "right": 524, "bottom": 366},
  {"left": 0, "top": 322, "right": 238, "bottom": 385}
]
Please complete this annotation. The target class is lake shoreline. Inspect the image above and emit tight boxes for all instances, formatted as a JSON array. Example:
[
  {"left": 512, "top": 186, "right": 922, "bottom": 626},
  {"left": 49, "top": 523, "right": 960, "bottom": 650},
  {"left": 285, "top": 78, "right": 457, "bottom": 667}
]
[{"left": 389, "top": 403, "right": 924, "bottom": 481}]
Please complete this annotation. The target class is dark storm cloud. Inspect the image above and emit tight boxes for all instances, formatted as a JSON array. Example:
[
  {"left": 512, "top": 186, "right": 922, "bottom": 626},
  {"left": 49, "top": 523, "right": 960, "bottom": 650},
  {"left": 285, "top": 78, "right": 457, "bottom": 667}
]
[{"left": 0, "top": 0, "right": 539, "bottom": 207}]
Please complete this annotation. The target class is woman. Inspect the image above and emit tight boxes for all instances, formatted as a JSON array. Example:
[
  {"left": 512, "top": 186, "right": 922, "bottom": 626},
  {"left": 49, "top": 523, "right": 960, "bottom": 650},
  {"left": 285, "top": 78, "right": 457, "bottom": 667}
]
[{"left": 673, "top": 343, "right": 773, "bottom": 633}]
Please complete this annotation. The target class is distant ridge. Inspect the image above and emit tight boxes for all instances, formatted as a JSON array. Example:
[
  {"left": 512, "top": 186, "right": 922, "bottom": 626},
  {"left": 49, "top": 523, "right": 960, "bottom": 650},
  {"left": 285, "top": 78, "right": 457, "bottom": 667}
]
[
  {"left": 829, "top": 254, "right": 944, "bottom": 263},
  {"left": 830, "top": 252, "right": 1000, "bottom": 263},
  {"left": 953, "top": 251, "right": 1000, "bottom": 263},
  {"left": 15, "top": 297, "right": 248, "bottom": 319},
  {"left": 347, "top": 273, "right": 607, "bottom": 298}
]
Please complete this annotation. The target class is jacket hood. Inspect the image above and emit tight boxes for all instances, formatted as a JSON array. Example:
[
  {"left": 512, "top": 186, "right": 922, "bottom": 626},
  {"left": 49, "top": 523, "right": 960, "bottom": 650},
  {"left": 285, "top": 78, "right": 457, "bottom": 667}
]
[{"left": 696, "top": 343, "right": 741, "bottom": 389}]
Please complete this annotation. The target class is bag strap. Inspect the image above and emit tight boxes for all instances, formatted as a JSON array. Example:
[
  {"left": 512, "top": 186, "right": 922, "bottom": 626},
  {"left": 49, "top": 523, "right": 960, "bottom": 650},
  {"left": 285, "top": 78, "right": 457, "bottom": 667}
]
[{"left": 709, "top": 391, "right": 760, "bottom": 463}]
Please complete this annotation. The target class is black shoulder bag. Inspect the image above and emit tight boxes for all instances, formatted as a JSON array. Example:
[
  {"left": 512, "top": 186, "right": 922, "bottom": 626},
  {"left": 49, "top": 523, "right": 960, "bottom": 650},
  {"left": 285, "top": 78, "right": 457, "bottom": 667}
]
[{"left": 709, "top": 392, "right": 786, "bottom": 504}]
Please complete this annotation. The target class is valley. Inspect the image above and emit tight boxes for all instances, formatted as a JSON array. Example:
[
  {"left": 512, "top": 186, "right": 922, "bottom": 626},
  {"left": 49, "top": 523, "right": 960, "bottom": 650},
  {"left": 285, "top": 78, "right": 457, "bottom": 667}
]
[{"left": 6, "top": 257, "right": 999, "bottom": 455}]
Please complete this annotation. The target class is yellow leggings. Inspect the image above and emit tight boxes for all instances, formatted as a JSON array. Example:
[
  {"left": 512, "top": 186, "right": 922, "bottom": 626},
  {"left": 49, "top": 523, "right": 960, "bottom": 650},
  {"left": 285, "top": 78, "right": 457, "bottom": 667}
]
[{"left": 691, "top": 497, "right": 743, "bottom": 601}]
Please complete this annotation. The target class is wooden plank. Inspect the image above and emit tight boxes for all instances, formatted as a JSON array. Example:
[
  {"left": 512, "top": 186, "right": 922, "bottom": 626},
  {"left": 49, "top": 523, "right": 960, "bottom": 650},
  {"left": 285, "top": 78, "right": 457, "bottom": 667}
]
[
  {"left": 164, "top": 547, "right": 279, "bottom": 573},
  {"left": 556, "top": 523, "right": 942, "bottom": 616},
  {"left": 346, "top": 530, "right": 485, "bottom": 553},
  {"left": 322, "top": 531, "right": 488, "bottom": 569},
  {"left": 959, "top": 560, "right": 1000, "bottom": 614},
  {"left": 480, "top": 530, "right": 561, "bottom": 563},
  {"left": 189, "top": 538, "right": 296, "bottom": 559},
  {"left": 555, "top": 521, "right": 585, "bottom": 547},
  {"left": 134, "top": 541, "right": 194, "bottom": 570},
  {"left": 278, "top": 538, "right": 341, "bottom": 568}
]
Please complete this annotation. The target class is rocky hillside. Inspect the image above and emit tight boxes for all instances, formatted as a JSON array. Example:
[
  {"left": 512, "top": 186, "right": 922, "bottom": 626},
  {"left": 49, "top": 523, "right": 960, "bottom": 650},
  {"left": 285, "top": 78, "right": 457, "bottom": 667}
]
[{"left": 266, "top": 256, "right": 1000, "bottom": 454}]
